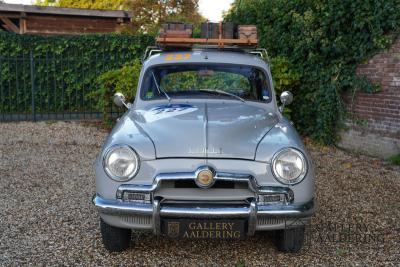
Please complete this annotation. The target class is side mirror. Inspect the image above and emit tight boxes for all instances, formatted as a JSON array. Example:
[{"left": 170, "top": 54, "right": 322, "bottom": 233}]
[
  {"left": 113, "top": 92, "right": 129, "bottom": 108},
  {"left": 279, "top": 91, "right": 293, "bottom": 112}
]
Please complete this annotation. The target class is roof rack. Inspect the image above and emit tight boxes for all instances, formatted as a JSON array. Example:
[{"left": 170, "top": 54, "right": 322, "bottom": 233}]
[
  {"left": 142, "top": 46, "right": 162, "bottom": 62},
  {"left": 142, "top": 45, "right": 268, "bottom": 62},
  {"left": 155, "top": 37, "right": 257, "bottom": 47},
  {"left": 141, "top": 23, "right": 267, "bottom": 62}
]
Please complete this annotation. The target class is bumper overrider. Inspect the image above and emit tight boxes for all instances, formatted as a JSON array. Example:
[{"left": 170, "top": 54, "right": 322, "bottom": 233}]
[{"left": 93, "top": 170, "right": 315, "bottom": 236}]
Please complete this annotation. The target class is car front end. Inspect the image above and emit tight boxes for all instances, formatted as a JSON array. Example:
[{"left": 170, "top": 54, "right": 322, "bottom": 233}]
[{"left": 93, "top": 50, "right": 314, "bottom": 252}]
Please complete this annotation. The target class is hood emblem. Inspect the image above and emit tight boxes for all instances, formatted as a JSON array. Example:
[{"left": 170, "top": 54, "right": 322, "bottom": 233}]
[
  {"left": 195, "top": 167, "right": 215, "bottom": 188},
  {"left": 189, "top": 147, "right": 222, "bottom": 155}
]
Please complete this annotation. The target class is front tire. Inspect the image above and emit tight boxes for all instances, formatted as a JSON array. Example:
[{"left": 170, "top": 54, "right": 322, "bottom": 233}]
[
  {"left": 100, "top": 219, "right": 131, "bottom": 252},
  {"left": 274, "top": 227, "right": 305, "bottom": 253}
]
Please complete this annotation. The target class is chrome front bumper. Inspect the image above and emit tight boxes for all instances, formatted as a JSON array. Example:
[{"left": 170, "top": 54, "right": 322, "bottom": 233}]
[{"left": 93, "top": 194, "right": 314, "bottom": 235}]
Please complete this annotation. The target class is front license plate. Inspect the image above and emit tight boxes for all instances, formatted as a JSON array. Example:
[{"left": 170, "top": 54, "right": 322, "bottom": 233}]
[{"left": 162, "top": 219, "right": 246, "bottom": 239}]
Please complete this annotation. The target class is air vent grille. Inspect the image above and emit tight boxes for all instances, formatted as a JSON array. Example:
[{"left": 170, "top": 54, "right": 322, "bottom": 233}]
[
  {"left": 257, "top": 217, "right": 285, "bottom": 226},
  {"left": 120, "top": 215, "right": 152, "bottom": 226}
]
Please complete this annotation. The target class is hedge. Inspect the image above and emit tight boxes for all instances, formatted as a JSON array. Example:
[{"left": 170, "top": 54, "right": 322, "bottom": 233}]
[{"left": 0, "top": 32, "right": 153, "bottom": 119}]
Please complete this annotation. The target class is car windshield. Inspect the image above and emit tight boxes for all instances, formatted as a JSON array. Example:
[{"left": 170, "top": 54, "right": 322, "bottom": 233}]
[{"left": 140, "top": 64, "right": 271, "bottom": 102}]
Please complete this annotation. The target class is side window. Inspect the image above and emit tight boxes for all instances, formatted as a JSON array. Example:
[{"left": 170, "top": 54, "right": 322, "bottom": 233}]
[
  {"left": 258, "top": 70, "right": 271, "bottom": 101},
  {"left": 142, "top": 74, "right": 154, "bottom": 100}
]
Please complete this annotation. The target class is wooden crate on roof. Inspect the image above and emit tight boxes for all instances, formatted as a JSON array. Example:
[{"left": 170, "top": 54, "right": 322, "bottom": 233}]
[
  {"left": 159, "top": 23, "right": 193, "bottom": 38},
  {"left": 156, "top": 22, "right": 258, "bottom": 48},
  {"left": 238, "top": 25, "right": 257, "bottom": 40}
]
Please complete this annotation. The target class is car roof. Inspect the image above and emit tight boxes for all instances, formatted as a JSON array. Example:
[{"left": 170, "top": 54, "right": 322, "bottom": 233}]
[{"left": 143, "top": 50, "right": 269, "bottom": 70}]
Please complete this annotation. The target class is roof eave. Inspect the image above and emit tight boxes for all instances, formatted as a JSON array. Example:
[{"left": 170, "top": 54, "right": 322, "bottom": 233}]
[{"left": 0, "top": 3, "right": 132, "bottom": 18}]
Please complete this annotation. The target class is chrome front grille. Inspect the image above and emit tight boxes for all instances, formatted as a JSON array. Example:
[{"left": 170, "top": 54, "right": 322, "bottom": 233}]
[
  {"left": 172, "top": 180, "right": 248, "bottom": 189},
  {"left": 153, "top": 178, "right": 254, "bottom": 202},
  {"left": 154, "top": 188, "right": 254, "bottom": 202},
  {"left": 116, "top": 169, "right": 293, "bottom": 205}
]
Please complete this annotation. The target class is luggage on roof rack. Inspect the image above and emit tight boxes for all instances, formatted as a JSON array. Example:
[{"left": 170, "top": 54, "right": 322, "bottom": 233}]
[
  {"left": 238, "top": 25, "right": 257, "bottom": 40},
  {"left": 155, "top": 22, "right": 258, "bottom": 48},
  {"left": 201, "top": 22, "right": 236, "bottom": 39},
  {"left": 159, "top": 22, "right": 193, "bottom": 38}
]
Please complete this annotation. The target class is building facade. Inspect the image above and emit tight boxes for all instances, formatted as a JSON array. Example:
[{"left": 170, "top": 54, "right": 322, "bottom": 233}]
[{"left": 0, "top": 4, "right": 132, "bottom": 35}]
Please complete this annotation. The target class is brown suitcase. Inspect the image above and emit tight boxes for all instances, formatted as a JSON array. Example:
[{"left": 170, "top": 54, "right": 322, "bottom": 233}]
[
  {"left": 238, "top": 25, "right": 257, "bottom": 40},
  {"left": 159, "top": 23, "right": 193, "bottom": 38},
  {"left": 201, "top": 22, "right": 236, "bottom": 39}
]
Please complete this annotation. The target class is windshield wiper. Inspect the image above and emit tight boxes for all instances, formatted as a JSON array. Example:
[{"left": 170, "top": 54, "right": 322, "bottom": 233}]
[
  {"left": 152, "top": 72, "right": 171, "bottom": 102},
  {"left": 198, "top": 89, "right": 245, "bottom": 102}
]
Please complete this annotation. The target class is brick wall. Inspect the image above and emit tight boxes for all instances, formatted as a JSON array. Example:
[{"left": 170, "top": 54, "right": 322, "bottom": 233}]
[{"left": 339, "top": 37, "right": 400, "bottom": 158}]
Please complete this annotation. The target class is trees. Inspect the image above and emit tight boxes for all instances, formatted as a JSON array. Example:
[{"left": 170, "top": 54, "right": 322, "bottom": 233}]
[
  {"left": 36, "top": 0, "right": 205, "bottom": 34},
  {"left": 125, "top": 0, "right": 204, "bottom": 34},
  {"left": 35, "top": 0, "right": 126, "bottom": 10}
]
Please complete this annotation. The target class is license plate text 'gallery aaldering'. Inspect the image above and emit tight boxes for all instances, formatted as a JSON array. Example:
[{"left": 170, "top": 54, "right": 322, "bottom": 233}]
[{"left": 162, "top": 220, "right": 246, "bottom": 239}]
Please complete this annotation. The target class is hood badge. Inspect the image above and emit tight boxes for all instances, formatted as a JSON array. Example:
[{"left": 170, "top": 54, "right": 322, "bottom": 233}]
[
  {"left": 195, "top": 167, "right": 215, "bottom": 188},
  {"left": 189, "top": 147, "right": 222, "bottom": 155}
]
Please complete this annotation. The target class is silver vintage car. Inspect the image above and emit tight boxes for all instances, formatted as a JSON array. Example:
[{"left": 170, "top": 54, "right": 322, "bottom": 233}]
[{"left": 93, "top": 48, "right": 315, "bottom": 253}]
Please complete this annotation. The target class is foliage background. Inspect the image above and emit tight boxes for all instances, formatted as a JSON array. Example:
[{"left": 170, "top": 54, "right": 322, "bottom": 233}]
[
  {"left": 94, "top": 59, "right": 142, "bottom": 123},
  {"left": 2, "top": 0, "right": 400, "bottom": 143},
  {"left": 225, "top": 0, "right": 400, "bottom": 143},
  {"left": 35, "top": 0, "right": 125, "bottom": 10},
  {"left": 0, "top": 33, "right": 152, "bottom": 118}
]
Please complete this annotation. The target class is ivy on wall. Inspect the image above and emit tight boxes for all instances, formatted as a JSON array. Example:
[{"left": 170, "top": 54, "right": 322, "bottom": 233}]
[{"left": 225, "top": 0, "right": 400, "bottom": 144}]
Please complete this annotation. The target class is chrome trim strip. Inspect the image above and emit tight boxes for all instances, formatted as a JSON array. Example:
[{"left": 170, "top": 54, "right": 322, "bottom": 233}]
[
  {"left": 93, "top": 194, "right": 153, "bottom": 215},
  {"left": 247, "top": 200, "right": 257, "bottom": 236},
  {"left": 257, "top": 198, "right": 314, "bottom": 217},
  {"left": 116, "top": 168, "right": 294, "bottom": 202},
  {"left": 152, "top": 198, "right": 161, "bottom": 235},
  {"left": 204, "top": 102, "right": 208, "bottom": 159},
  {"left": 159, "top": 204, "right": 251, "bottom": 218},
  {"left": 117, "top": 172, "right": 196, "bottom": 193}
]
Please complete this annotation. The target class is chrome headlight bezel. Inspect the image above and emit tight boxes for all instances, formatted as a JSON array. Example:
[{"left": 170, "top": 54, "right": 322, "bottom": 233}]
[
  {"left": 271, "top": 148, "right": 307, "bottom": 185},
  {"left": 103, "top": 144, "right": 140, "bottom": 182}
]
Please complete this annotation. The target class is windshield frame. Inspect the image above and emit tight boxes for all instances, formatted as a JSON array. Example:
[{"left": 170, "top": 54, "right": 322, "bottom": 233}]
[{"left": 138, "top": 62, "right": 273, "bottom": 104}]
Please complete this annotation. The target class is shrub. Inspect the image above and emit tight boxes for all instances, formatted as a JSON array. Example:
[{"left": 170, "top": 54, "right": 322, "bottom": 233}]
[{"left": 95, "top": 59, "right": 142, "bottom": 124}]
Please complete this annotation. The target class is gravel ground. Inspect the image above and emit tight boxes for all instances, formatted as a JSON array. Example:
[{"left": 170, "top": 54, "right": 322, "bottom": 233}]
[{"left": 0, "top": 121, "right": 399, "bottom": 266}]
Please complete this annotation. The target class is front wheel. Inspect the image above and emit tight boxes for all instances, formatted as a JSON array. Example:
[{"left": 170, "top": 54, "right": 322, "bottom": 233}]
[
  {"left": 274, "top": 227, "right": 305, "bottom": 253},
  {"left": 100, "top": 219, "right": 131, "bottom": 252}
]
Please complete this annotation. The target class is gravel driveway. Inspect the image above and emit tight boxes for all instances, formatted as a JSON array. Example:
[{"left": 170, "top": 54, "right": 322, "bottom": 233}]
[{"left": 1, "top": 121, "right": 399, "bottom": 266}]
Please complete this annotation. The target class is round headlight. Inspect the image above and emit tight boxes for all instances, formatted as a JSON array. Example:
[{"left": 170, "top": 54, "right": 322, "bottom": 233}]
[
  {"left": 271, "top": 148, "right": 307, "bottom": 185},
  {"left": 103, "top": 145, "right": 139, "bottom": 181}
]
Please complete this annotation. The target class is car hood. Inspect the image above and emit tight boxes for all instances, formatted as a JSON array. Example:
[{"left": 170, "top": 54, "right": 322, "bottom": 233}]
[{"left": 131, "top": 102, "right": 279, "bottom": 160}]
